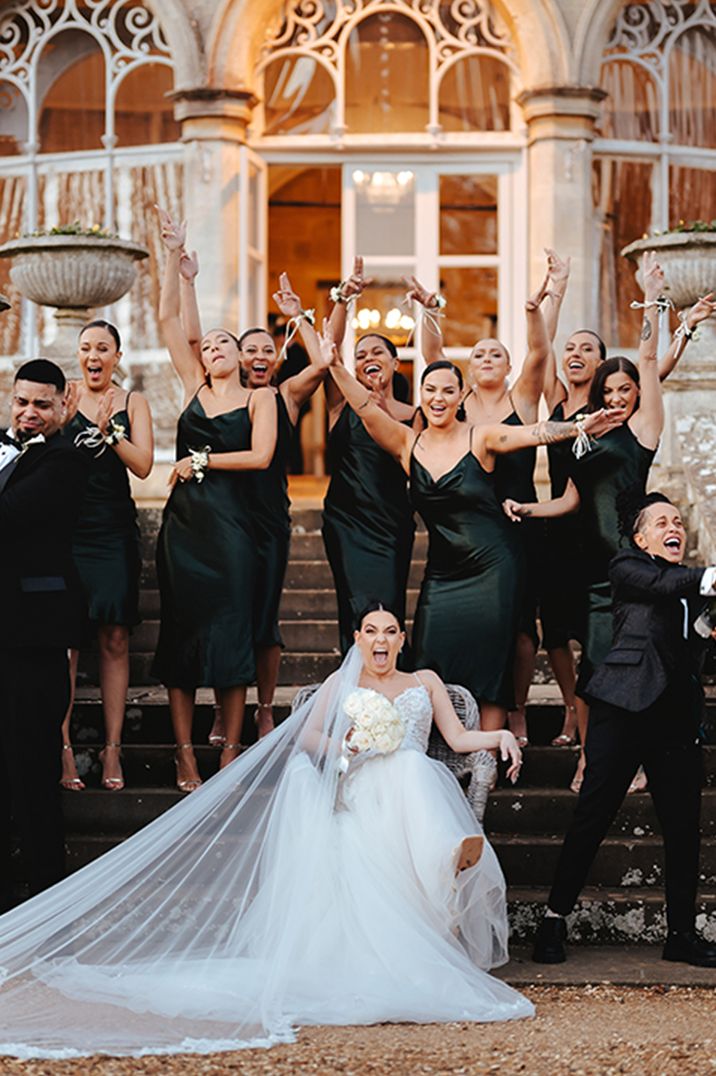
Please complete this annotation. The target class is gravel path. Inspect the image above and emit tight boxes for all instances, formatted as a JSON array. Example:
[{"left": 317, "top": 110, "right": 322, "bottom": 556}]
[{"left": 1, "top": 986, "right": 715, "bottom": 1075}]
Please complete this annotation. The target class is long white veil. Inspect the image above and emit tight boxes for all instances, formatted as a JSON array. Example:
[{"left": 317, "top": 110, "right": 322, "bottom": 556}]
[
  {"left": 0, "top": 646, "right": 531, "bottom": 1058},
  {"left": 0, "top": 647, "right": 366, "bottom": 1058}
]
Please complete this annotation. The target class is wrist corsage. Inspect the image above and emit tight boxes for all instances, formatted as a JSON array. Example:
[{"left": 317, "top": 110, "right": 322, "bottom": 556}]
[
  {"left": 189, "top": 445, "right": 211, "bottom": 483},
  {"left": 104, "top": 419, "right": 127, "bottom": 447},
  {"left": 572, "top": 413, "right": 593, "bottom": 460}
]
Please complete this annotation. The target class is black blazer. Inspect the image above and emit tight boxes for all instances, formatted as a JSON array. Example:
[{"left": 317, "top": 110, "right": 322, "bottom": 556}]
[
  {"left": 586, "top": 547, "right": 706, "bottom": 713},
  {"left": 0, "top": 431, "right": 89, "bottom": 650}
]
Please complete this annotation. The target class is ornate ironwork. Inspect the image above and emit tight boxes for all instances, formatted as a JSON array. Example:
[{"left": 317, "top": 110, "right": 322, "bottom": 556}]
[{"left": 604, "top": 0, "right": 716, "bottom": 76}]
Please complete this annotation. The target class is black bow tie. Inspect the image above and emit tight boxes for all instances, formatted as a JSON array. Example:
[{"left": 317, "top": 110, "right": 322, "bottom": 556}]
[{"left": 0, "top": 431, "right": 20, "bottom": 449}]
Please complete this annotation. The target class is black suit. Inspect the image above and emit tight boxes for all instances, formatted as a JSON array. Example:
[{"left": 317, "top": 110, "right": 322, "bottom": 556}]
[
  {"left": 548, "top": 548, "right": 708, "bottom": 933},
  {"left": 0, "top": 430, "right": 88, "bottom": 910}
]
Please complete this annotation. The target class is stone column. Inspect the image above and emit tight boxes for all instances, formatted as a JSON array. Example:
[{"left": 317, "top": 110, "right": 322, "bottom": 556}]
[{"left": 517, "top": 87, "right": 607, "bottom": 344}]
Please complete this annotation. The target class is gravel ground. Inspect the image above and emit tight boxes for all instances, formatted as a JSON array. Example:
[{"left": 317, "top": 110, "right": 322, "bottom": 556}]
[{"left": 1, "top": 986, "right": 715, "bottom": 1075}]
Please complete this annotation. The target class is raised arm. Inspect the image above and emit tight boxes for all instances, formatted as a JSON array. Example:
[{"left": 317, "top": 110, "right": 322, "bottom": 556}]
[
  {"left": 658, "top": 293, "right": 716, "bottom": 382},
  {"left": 629, "top": 252, "right": 664, "bottom": 450},
  {"left": 541, "top": 249, "right": 571, "bottom": 412},
  {"left": 179, "top": 248, "right": 202, "bottom": 363},
  {"left": 324, "top": 331, "right": 412, "bottom": 468},
  {"left": 512, "top": 268, "right": 552, "bottom": 415},
  {"left": 167, "top": 386, "right": 277, "bottom": 489},
  {"left": 272, "top": 272, "right": 328, "bottom": 424},
  {"left": 423, "top": 670, "right": 521, "bottom": 781},
  {"left": 327, "top": 256, "right": 372, "bottom": 345},
  {"left": 403, "top": 275, "right": 445, "bottom": 365},
  {"left": 156, "top": 208, "right": 205, "bottom": 401}
]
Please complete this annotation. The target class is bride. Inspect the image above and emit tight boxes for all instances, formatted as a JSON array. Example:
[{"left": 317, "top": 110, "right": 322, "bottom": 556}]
[{"left": 0, "top": 604, "right": 532, "bottom": 1058}]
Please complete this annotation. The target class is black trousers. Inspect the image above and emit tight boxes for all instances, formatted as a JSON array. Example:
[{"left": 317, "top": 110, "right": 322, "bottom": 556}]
[
  {"left": 0, "top": 647, "right": 69, "bottom": 912},
  {"left": 548, "top": 685, "right": 703, "bottom": 933}
]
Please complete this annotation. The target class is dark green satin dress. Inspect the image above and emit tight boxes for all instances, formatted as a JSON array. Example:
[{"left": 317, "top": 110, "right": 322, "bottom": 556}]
[
  {"left": 322, "top": 405, "right": 416, "bottom": 655},
  {"left": 494, "top": 410, "right": 539, "bottom": 646},
  {"left": 247, "top": 392, "right": 292, "bottom": 649},
  {"left": 540, "top": 402, "right": 585, "bottom": 649},
  {"left": 410, "top": 435, "right": 524, "bottom": 709},
  {"left": 153, "top": 392, "right": 257, "bottom": 689},
  {"left": 569, "top": 423, "right": 656, "bottom": 692},
  {"left": 65, "top": 405, "right": 141, "bottom": 628}
]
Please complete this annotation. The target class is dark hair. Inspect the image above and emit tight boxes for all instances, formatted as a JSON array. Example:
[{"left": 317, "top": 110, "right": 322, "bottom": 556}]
[
  {"left": 356, "top": 600, "right": 406, "bottom": 633},
  {"left": 420, "top": 359, "right": 464, "bottom": 391},
  {"left": 355, "top": 333, "right": 398, "bottom": 359},
  {"left": 80, "top": 318, "right": 121, "bottom": 351},
  {"left": 587, "top": 356, "right": 639, "bottom": 413},
  {"left": 617, "top": 488, "right": 674, "bottom": 541},
  {"left": 568, "top": 328, "right": 607, "bottom": 362},
  {"left": 14, "top": 358, "right": 65, "bottom": 393},
  {"left": 237, "top": 326, "right": 271, "bottom": 351}
]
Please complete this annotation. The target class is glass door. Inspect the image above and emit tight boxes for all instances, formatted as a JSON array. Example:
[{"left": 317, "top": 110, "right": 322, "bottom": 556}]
[{"left": 238, "top": 145, "right": 268, "bottom": 328}]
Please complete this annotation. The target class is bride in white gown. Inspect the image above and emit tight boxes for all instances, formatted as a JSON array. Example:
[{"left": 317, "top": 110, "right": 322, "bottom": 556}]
[{"left": 0, "top": 604, "right": 533, "bottom": 1059}]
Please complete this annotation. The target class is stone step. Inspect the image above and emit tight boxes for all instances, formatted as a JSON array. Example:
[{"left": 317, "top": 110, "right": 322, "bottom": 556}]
[
  {"left": 279, "top": 589, "right": 421, "bottom": 619},
  {"left": 485, "top": 787, "right": 716, "bottom": 837},
  {"left": 491, "top": 834, "right": 716, "bottom": 888},
  {"left": 506, "top": 886, "right": 716, "bottom": 945},
  {"left": 289, "top": 531, "right": 428, "bottom": 561},
  {"left": 282, "top": 560, "right": 426, "bottom": 590}
]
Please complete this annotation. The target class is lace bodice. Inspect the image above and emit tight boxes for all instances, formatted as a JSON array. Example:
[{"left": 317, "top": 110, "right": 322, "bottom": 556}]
[{"left": 394, "top": 685, "right": 433, "bottom": 753}]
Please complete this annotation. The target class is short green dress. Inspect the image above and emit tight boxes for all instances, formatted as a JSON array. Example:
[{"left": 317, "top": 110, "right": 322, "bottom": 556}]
[
  {"left": 410, "top": 429, "right": 524, "bottom": 709},
  {"left": 65, "top": 401, "right": 141, "bottom": 628},
  {"left": 569, "top": 423, "right": 656, "bottom": 693},
  {"left": 247, "top": 392, "right": 292, "bottom": 649},
  {"left": 153, "top": 391, "right": 258, "bottom": 689},
  {"left": 322, "top": 405, "right": 416, "bottom": 655}
]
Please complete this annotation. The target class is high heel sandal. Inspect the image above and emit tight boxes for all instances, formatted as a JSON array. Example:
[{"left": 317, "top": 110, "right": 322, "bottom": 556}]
[
  {"left": 255, "top": 702, "right": 275, "bottom": 739},
  {"left": 208, "top": 705, "right": 226, "bottom": 747},
  {"left": 175, "top": 743, "right": 202, "bottom": 793},
  {"left": 219, "top": 743, "right": 243, "bottom": 768},
  {"left": 99, "top": 742, "right": 124, "bottom": 791},
  {"left": 552, "top": 705, "right": 578, "bottom": 747},
  {"left": 60, "top": 744, "right": 85, "bottom": 791}
]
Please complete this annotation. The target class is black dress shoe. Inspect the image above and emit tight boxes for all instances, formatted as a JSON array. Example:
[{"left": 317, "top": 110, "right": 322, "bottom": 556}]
[
  {"left": 532, "top": 915, "right": 567, "bottom": 964},
  {"left": 662, "top": 930, "right": 716, "bottom": 967}
]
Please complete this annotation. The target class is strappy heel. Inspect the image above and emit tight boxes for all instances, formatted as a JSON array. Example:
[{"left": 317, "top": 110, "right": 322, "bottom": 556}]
[
  {"left": 255, "top": 702, "right": 275, "bottom": 739},
  {"left": 219, "top": 743, "right": 243, "bottom": 769},
  {"left": 208, "top": 704, "right": 226, "bottom": 747},
  {"left": 99, "top": 742, "right": 124, "bottom": 791},
  {"left": 60, "top": 744, "right": 85, "bottom": 791},
  {"left": 175, "top": 743, "right": 202, "bottom": 793}
]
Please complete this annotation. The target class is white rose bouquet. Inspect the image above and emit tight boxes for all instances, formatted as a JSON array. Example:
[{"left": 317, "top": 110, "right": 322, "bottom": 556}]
[{"left": 339, "top": 688, "right": 406, "bottom": 772}]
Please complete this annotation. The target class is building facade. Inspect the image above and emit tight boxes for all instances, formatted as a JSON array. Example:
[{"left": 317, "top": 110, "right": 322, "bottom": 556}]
[{"left": 1, "top": 0, "right": 715, "bottom": 464}]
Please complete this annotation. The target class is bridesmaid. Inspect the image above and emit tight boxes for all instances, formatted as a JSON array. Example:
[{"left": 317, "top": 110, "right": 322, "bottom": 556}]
[
  {"left": 322, "top": 263, "right": 417, "bottom": 655},
  {"left": 504, "top": 252, "right": 666, "bottom": 790},
  {"left": 61, "top": 321, "right": 153, "bottom": 792},
  {"left": 409, "top": 257, "right": 557, "bottom": 745},
  {"left": 323, "top": 328, "right": 620, "bottom": 739},
  {"left": 155, "top": 211, "right": 277, "bottom": 792},
  {"left": 179, "top": 262, "right": 327, "bottom": 739}
]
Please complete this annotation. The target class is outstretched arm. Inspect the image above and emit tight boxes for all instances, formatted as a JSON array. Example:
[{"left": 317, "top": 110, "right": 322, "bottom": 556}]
[
  {"left": 425, "top": 671, "right": 521, "bottom": 782},
  {"left": 156, "top": 208, "right": 205, "bottom": 401},
  {"left": 658, "top": 293, "right": 716, "bottom": 381},
  {"left": 629, "top": 251, "right": 664, "bottom": 450},
  {"left": 611, "top": 553, "right": 710, "bottom": 599},
  {"left": 403, "top": 276, "right": 445, "bottom": 365},
  {"left": 503, "top": 478, "right": 581, "bottom": 522},
  {"left": 479, "top": 408, "right": 623, "bottom": 459}
]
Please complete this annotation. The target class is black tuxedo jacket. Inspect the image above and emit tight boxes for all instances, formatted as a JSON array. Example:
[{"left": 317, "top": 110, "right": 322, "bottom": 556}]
[
  {"left": 0, "top": 430, "right": 89, "bottom": 650},
  {"left": 585, "top": 547, "right": 707, "bottom": 713}
]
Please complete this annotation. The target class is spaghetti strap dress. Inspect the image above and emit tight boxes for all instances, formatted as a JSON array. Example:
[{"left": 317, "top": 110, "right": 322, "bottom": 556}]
[
  {"left": 65, "top": 398, "right": 141, "bottom": 629},
  {"left": 153, "top": 390, "right": 257, "bottom": 689},
  {"left": 247, "top": 391, "right": 293, "bottom": 649},
  {"left": 539, "top": 402, "right": 585, "bottom": 650},
  {"left": 493, "top": 409, "right": 539, "bottom": 648},
  {"left": 410, "top": 430, "right": 524, "bottom": 709},
  {"left": 569, "top": 423, "right": 656, "bottom": 693},
  {"left": 322, "top": 405, "right": 416, "bottom": 655}
]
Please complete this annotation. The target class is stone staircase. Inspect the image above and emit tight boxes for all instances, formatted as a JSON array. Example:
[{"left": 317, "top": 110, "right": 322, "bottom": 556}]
[{"left": 22, "top": 502, "right": 716, "bottom": 943}]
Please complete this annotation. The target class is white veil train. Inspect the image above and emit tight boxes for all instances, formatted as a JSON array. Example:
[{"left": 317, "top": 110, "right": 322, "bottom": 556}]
[{"left": 0, "top": 647, "right": 531, "bottom": 1059}]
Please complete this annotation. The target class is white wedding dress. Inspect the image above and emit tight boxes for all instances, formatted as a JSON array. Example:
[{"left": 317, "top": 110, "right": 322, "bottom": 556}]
[{"left": 0, "top": 652, "right": 532, "bottom": 1058}]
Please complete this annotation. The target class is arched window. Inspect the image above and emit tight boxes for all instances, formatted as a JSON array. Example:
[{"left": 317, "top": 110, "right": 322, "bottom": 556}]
[
  {"left": 594, "top": 0, "right": 716, "bottom": 346},
  {"left": 255, "top": 0, "right": 517, "bottom": 140},
  {"left": 0, "top": 0, "right": 181, "bottom": 356}
]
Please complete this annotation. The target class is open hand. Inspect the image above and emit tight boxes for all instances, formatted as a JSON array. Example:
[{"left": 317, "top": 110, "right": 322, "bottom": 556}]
[
  {"left": 581, "top": 407, "right": 624, "bottom": 438},
  {"left": 499, "top": 730, "right": 523, "bottom": 784},
  {"left": 62, "top": 381, "right": 81, "bottom": 428},
  {"left": 687, "top": 292, "right": 716, "bottom": 329},
  {"left": 155, "top": 206, "right": 186, "bottom": 252},
  {"left": 273, "top": 272, "right": 302, "bottom": 318},
  {"left": 95, "top": 388, "right": 115, "bottom": 436}
]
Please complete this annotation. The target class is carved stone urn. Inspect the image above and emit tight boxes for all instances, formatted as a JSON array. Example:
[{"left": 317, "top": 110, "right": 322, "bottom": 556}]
[
  {"left": 622, "top": 232, "right": 716, "bottom": 383},
  {"left": 0, "top": 235, "right": 149, "bottom": 374}
]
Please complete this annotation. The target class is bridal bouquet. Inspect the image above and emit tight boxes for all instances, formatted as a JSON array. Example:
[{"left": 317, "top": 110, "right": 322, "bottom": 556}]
[{"left": 340, "top": 689, "right": 405, "bottom": 769}]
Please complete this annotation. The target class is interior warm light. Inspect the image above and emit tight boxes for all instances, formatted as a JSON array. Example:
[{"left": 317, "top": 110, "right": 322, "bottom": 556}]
[
  {"left": 352, "top": 169, "right": 365, "bottom": 183},
  {"left": 385, "top": 308, "right": 401, "bottom": 329},
  {"left": 399, "top": 314, "right": 415, "bottom": 331}
]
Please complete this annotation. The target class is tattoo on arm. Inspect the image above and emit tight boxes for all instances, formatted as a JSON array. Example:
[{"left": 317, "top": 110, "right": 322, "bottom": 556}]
[
  {"left": 499, "top": 434, "right": 508, "bottom": 443},
  {"left": 530, "top": 420, "right": 571, "bottom": 445},
  {"left": 640, "top": 315, "right": 653, "bottom": 342}
]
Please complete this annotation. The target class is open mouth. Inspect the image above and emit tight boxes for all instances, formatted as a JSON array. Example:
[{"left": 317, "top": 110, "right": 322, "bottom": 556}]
[
  {"left": 87, "top": 364, "right": 103, "bottom": 377},
  {"left": 429, "top": 403, "right": 446, "bottom": 415},
  {"left": 364, "top": 363, "right": 382, "bottom": 376},
  {"left": 372, "top": 646, "right": 389, "bottom": 667},
  {"left": 252, "top": 362, "right": 269, "bottom": 375},
  {"left": 567, "top": 360, "right": 584, "bottom": 371},
  {"left": 664, "top": 536, "right": 682, "bottom": 553}
]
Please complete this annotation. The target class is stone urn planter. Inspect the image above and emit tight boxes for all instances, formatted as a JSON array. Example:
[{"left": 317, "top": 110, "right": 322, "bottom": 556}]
[
  {"left": 622, "top": 232, "right": 716, "bottom": 381},
  {"left": 0, "top": 234, "right": 149, "bottom": 373}
]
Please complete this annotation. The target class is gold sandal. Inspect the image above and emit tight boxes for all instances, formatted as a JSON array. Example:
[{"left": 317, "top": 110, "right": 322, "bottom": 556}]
[
  {"left": 60, "top": 744, "right": 85, "bottom": 791},
  {"left": 175, "top": 743, "right": 202, "bottom": 793},
  {"left": 99, "top": 742, "right": 124, "bottom": 791}
]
